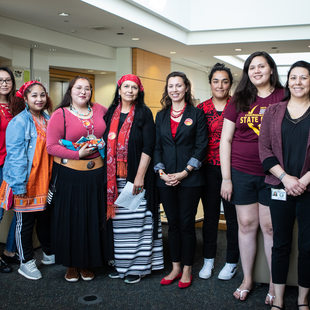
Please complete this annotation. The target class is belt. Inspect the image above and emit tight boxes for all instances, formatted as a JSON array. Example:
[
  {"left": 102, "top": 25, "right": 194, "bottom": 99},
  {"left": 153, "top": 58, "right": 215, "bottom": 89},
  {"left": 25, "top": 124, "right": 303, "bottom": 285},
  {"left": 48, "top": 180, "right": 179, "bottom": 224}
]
[{"left": 54, "top": 156, "right": 104, "bottom": 171}]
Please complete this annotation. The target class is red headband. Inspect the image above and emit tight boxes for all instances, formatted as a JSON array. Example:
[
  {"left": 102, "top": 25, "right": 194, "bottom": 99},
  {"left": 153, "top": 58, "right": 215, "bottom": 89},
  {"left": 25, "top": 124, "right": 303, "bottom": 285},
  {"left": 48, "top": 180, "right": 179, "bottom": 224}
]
[
  {"left": 117, "top": 74, "right": 144, "bottom": 92},
  {"left": 16, "top": 80, "right": 42, "bottom": 98}
]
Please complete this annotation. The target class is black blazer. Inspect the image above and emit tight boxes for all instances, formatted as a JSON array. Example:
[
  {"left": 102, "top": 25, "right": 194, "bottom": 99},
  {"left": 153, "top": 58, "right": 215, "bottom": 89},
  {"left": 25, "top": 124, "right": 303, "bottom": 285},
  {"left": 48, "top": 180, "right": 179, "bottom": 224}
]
[{"left": 154, "top": 104, "right": 208, "bottom": 187}]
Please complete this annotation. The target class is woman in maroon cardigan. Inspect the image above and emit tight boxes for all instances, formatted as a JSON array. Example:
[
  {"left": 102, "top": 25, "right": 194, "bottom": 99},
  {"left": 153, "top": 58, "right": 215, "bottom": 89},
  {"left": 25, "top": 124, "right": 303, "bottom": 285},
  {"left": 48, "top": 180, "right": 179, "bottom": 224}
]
[{"left": 259, "top": 61, "right": 310, "bottom": 310}]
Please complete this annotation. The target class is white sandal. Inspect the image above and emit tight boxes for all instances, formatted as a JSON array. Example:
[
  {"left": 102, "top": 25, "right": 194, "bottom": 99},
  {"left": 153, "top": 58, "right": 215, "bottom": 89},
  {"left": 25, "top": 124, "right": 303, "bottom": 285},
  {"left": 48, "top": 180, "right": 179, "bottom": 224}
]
[
  {"left": 266, "top": 293, "right": 275, "bottom": 305},
  {"left": 234, "top": 288, "right": 251, "bottom": 301}
]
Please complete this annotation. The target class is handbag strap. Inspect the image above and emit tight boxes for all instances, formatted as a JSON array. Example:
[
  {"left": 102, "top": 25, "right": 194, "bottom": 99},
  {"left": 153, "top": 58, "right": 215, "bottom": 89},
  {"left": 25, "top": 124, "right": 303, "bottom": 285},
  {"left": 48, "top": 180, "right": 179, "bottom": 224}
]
[{"left": 61, "top": 107, "right": 66, "bottom": 139}]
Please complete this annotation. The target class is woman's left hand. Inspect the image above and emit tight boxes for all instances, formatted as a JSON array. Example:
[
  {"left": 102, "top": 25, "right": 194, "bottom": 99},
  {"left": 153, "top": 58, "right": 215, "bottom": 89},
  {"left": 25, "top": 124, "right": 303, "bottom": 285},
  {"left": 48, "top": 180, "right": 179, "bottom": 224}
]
[
  {"left": 133, "top": 174, "right": 144, "bottom": 195},
  {"left": 166, "top": 171, "right": 187, "bottom": 186}
]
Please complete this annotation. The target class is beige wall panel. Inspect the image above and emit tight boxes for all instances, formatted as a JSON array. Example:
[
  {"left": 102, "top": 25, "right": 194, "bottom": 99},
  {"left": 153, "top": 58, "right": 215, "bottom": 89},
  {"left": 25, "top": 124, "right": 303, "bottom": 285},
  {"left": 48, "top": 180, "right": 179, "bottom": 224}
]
[
  {"left": 140, "top": 77, "right": 165, "bottom": 108},
  {"left": 133, "top": 48, "right": 170, "bottom": 81},
  {"left": 133, "top": 48, "right": 170, "bottom": 118}
]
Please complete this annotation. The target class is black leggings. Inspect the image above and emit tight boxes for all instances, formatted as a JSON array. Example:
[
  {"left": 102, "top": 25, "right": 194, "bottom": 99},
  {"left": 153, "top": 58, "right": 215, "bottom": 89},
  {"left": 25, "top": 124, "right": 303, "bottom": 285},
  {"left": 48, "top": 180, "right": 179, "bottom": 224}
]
[
  {"left": 270, "top": 190, "right": 310, "bottom": 287},
  {"left": 201, "top": 164, "right": 239, "bottom": 263},
  {"left": 159, "top": 186, "right": 202, "bottom": 266}
]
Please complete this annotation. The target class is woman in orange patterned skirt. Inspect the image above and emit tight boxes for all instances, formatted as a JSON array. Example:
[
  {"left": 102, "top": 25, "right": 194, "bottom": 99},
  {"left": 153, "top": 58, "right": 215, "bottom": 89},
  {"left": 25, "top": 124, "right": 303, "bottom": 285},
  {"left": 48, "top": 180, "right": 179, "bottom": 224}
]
[{"left": 1, "top": 80, "right": 54, "bottom": 280}]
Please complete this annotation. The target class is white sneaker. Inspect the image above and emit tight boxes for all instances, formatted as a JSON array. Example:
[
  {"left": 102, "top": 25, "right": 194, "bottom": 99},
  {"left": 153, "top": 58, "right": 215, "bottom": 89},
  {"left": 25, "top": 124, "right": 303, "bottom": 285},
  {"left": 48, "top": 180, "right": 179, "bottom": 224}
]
[
  {"left": 218, "top": 263, "right": 237, "bottom": 280},
  {"left": 199, "top": 258, "right": 214, "bottom": 279},
  {"left": 18, "top": 259, "right": 42, "bottom": 280},
  {"left": 41, "top": 252, "right": 55, "bottom": 265}
]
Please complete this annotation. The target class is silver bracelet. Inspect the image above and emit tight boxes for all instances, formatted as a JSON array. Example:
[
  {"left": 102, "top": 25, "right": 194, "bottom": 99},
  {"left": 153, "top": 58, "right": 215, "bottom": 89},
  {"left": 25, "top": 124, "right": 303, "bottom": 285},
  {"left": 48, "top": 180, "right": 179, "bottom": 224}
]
[{"left": 279, "top": 172, "right": 286, "bottom": 181}]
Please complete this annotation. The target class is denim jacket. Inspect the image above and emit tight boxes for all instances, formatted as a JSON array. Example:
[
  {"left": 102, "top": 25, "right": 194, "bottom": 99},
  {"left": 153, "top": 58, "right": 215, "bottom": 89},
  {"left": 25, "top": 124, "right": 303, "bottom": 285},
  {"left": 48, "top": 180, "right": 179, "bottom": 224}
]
[{"left": 3, "top": 108, "right": 50, "bottom": 195}]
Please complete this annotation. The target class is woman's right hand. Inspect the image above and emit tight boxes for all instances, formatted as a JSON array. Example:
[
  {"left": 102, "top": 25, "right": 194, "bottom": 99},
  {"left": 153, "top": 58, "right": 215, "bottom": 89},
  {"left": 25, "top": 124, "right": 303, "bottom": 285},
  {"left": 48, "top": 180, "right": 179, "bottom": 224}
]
[
  {"left": 78, "top": 144, "right": 97, "bottom": 158},
  {"left": 220, "top": 179, "right": 233, "bottom": 201},
  {"left": 282, "top": 174, "right": 306, "bottom": 196}
]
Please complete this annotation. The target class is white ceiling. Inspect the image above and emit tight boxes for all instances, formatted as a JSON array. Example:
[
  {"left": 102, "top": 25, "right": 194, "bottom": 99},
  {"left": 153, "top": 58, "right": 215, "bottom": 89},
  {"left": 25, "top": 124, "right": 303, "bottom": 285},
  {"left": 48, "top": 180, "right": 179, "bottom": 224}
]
[{"left": 0, "top": 0, "right": 310, "bottom": 77}]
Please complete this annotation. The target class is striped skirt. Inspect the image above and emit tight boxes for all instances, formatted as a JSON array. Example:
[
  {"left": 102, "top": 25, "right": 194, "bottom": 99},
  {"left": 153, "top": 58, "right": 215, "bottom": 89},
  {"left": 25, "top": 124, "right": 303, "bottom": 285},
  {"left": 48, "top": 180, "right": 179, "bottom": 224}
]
[{"left": 113, "top": 178, "right": 164, "bottom": 277}]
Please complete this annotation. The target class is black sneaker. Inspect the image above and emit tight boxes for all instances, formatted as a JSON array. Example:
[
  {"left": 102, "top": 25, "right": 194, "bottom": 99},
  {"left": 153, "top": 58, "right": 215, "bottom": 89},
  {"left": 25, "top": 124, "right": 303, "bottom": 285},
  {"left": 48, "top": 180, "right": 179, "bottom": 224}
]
[
  {"left": 0, "top": 257, "right": 12, "bottom": 273},
  {"left": 124, "top": 275, "right": 141, "bottom": 284},
  {"left": 2, "top": 253, "right": 20, "bottom": 265}
]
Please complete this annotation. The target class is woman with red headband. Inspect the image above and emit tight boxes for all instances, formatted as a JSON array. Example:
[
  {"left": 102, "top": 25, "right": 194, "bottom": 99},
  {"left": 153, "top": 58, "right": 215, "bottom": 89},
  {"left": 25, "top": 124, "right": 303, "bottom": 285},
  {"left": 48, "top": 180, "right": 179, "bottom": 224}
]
[
  {"left": 1, "top": 80, "right": 54, "bottom": 280},
  {"left": 105, "top": 74, "right": 164, "bottom": 284},
  {"left": 47, "top": 76, "right": 113, "bottom": 282}
]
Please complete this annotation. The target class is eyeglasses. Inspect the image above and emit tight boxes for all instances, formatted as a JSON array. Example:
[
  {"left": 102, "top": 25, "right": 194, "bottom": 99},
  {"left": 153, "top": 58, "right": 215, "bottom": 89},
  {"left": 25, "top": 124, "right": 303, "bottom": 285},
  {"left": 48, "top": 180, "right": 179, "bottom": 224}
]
[{"left": 0, "top": 78, "right": 12, "bottom": 85}]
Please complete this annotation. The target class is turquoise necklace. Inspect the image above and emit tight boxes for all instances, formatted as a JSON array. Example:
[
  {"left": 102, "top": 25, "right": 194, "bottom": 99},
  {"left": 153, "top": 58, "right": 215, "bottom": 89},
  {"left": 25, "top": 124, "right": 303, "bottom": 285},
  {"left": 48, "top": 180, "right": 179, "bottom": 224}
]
[{"left": 70, "top": 104, "right": 92, "bottom": 117}]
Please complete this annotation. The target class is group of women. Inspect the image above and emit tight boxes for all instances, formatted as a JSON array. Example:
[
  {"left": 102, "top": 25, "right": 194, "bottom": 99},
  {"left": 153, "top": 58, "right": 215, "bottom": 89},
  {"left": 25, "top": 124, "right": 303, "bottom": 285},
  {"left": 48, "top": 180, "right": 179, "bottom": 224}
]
[{"left": 0, "top": 51, "right": 309, "bottom": 309}]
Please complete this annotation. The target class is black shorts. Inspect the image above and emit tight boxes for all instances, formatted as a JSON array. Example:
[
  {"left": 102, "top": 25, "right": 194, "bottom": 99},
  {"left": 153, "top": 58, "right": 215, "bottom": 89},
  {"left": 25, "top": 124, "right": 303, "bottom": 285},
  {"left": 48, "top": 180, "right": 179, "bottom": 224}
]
[{"left": 231, "top": 167, "right": 270, "bottom": 206}]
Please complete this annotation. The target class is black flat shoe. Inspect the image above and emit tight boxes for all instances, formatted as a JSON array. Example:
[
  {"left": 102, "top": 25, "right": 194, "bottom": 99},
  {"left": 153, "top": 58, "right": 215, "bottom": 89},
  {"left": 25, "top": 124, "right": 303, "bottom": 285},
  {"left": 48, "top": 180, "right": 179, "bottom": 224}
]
[
  {"left": 0, "top": 257, "right": 12, "bottom": 273},
  {"left": 296, "top": 304, "right": 309, "bottom": 309},
  {"left": 2, "top": 253, "right": 20, "bottom": 265}
]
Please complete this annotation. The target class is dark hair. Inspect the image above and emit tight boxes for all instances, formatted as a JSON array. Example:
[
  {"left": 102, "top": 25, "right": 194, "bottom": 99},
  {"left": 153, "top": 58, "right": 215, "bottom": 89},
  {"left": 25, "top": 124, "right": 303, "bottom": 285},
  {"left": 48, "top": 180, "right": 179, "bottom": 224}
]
[
  {"left": 11, "top": 83, "right": 52, "bottom": 116},
  {"left": 0, "top": 67, "right": 16, "bottom": 111},
  {"left": 110, "top": 83, "right": 145, "bottom": 108},
  {"left": 283, "top": 60, "right": 310, "bottom": 101},
  {"left": 57, "top": 76, "right": 93, "bottom": 109},
  {"left": 232, "top": 51, "right": 282, "bottom": 112},
  {"left": 208, "top": 63, "right": 233, "bottom": 86},
  {"left": 160, "top": 71, "right": 194, "bottom": 109}
]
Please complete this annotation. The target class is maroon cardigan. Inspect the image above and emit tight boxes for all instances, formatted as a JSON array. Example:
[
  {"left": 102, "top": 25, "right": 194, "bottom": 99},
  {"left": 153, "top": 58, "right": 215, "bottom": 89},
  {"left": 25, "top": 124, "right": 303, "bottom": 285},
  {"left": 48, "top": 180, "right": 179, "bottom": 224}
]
[{"left": 259, "top": 101, "right": 310, "bottom": 191}]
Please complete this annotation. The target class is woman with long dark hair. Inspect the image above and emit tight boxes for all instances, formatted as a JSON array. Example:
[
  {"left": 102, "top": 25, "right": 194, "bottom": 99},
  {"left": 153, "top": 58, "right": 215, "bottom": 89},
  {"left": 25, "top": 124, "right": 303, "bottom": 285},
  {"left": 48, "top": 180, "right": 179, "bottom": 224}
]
[
  {"left": 220, "top": 51, "right": 283, "bottom": 303},
  {"left": 154, "top": 71, "right": 207, "bottom": 288},
  {"left": 0, "top": 67, "right": 18, "bottom": 272},
  {"left": 47, "top": 76, "right": 113, "bottom": 282},
  {"left": 1, "top": 80, "right": 54, "bottom": 280},
  {"left": 197, "top": 63, "right": 239, "bottom": 281},
  {"left": 105, "top": 74, "right": 164, "bottom": 284},
  {"left": 259, "top": 61, "right": 310, "bottom": 310}
]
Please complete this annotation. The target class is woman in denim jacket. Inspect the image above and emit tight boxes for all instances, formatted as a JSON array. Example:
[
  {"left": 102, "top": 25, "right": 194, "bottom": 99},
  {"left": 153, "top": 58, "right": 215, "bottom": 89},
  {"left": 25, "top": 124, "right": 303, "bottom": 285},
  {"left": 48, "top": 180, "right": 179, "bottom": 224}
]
[{"left": 2, "top": 81, "right": 54, "bottom": 280}]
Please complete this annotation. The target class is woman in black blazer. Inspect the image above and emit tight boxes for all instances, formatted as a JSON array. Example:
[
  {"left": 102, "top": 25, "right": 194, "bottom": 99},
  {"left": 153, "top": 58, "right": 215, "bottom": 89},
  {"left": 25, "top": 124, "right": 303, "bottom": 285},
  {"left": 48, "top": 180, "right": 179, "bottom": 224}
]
[{"left": 154, "top": 71, "right": 208, "bottom": 288}]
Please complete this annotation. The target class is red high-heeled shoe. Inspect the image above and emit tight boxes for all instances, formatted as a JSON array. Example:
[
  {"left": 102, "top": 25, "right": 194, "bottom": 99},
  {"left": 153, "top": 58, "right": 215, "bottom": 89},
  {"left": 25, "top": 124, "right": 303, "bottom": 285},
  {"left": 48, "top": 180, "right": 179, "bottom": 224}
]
[
  {"left": 160, "top": 272, "right": 182, "bottom": 285},
  {"left": 178, "top": 275, "right": 193, "bottom": 289}
]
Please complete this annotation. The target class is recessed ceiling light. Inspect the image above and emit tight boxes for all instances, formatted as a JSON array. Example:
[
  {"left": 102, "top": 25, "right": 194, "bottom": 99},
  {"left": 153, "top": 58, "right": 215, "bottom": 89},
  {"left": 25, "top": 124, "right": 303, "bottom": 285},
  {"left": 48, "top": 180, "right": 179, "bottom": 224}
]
[
  {"left": 235, "top": 48, "right": 242, "bottom": 52},
  {"left": 132, "top": 38, "right": 140, "bottom": 41},
  {"left": 88, "top": 70, "right": 94, "bottom": 73},
  {"left": 170, "top": 51, "right": 176, "bottom": 54},
  {"left": 49, "top": 48, "right": 56, "bottom": 52},
  {"left": 234, "top": 73, "right": 238, "bottom": 76},
  {"left": 308, "top": 45, "right": 310, "bottom": 48},
  {"left": 59, "top": 12, "right": 69, "bottom": 17},
  {"left": 100, "top": 72, "right": 107, "bottom": 74}
]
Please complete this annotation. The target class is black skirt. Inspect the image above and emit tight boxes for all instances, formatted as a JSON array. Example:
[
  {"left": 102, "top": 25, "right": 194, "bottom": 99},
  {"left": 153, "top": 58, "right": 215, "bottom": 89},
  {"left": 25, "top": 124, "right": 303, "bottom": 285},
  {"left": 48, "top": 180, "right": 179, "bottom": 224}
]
[{"left": 51, "top": 162, "right": 113, "bottom": 268}]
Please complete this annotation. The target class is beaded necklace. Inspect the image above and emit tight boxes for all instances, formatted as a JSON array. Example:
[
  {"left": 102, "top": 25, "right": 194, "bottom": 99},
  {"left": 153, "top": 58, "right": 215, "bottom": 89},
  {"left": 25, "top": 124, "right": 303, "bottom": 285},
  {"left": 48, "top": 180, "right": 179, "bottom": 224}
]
[
  {"left": 170, "top": 103, "right": 187, "bottom": 119},
  {"left": 70, "top": 104, "right": 92, "bottom": 117},
  {"left": 79, "top": 116, "right": 96, "bottom": 139}
]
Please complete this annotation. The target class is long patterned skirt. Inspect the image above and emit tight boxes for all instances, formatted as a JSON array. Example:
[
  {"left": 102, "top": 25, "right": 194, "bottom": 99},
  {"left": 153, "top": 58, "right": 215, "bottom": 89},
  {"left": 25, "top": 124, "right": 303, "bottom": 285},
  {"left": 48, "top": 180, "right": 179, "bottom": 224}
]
[{"left": 113, "top": 178, "right": 164, "bottom": 277}]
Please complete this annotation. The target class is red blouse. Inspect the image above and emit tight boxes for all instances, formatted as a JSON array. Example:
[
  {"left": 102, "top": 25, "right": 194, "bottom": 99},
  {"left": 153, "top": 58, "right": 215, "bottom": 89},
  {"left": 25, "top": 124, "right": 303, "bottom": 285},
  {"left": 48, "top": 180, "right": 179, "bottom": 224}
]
[
  {"left": 197, "top": 97, "right": 230, "bottom": 166},
  {"left": 0, "top": 103, "right": 13, "bottom": 166},
  {"left": 170, "top": 118, "right": 179, "bottom": 139}
]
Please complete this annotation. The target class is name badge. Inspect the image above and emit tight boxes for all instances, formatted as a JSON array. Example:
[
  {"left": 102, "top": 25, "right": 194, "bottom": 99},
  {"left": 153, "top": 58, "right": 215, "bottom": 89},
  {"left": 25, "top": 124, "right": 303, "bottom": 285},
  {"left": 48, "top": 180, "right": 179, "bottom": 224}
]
[{"left": 271, "top": 188, "right": 287, "bottom": 201}]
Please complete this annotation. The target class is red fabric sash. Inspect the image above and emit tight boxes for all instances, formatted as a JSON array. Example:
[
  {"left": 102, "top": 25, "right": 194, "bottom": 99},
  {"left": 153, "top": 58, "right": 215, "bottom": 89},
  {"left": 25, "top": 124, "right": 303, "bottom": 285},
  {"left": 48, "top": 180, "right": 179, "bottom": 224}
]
[{"left": 106, "top": 103, "right": 135, "bottom": 219}]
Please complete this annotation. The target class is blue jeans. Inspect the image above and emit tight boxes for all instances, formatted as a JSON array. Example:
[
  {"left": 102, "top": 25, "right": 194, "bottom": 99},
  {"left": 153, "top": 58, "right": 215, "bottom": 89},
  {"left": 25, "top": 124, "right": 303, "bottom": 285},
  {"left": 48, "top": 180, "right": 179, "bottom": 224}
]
[{"left": 0, "top": 166, "right": 17, "bottom": 253}]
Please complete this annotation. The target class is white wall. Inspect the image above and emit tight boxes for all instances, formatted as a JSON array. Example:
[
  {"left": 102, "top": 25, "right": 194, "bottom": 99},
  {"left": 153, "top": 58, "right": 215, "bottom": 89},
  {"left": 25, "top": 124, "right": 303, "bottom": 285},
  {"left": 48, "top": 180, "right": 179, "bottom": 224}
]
[{"left": 95, "top": 73, "right": 116, "bottom": 108}]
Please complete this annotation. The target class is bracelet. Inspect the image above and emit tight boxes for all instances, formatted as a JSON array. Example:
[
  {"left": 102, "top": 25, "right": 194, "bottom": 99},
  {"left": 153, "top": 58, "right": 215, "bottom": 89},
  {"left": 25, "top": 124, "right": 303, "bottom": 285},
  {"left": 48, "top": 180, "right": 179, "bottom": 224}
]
[
  {"left": 159, "top": 170, "right": 165, "bottom": 176},
  {"left": 184, "top": 167, "right": 191, "bottom": 174},
  {"left": 279, "top": 172, "right": 286, "bottom": 181}
]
